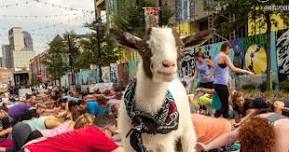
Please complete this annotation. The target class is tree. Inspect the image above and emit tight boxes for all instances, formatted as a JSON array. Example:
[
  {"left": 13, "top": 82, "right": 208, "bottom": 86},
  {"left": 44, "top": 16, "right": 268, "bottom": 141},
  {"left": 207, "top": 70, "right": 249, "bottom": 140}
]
[
  {"left": 63, "top": 32, "right": 82, "bottom": 72},
  {"left": 111, "top": 0, "right": 174, "bottom": 37},
  {"left": 208, "top": 0, "right": 289, "bottom": 90},
  {"left": 42, "top": 35, "right": 68, "bottom": 85},
  {"left": 31, "top": 74, "right": 41, "bottom": 86},
  {"left": 79, "top": 23, "right": 120, "bottom": 82}
]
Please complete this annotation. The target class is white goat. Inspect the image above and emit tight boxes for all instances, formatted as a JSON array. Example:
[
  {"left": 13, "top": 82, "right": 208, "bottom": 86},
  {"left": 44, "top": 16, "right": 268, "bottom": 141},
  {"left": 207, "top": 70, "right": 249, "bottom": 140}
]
[{"left": 110, "top": 27, "right": 214, "bottom": 152}]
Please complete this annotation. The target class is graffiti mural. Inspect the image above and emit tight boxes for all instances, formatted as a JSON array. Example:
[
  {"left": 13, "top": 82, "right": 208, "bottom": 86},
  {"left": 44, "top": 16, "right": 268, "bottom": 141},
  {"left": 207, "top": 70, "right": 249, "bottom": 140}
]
[
  {"left": 102, "top": 67, "right": 111, "bottom": 83},
  {"left": 231, "top": 39, "right": 244, "bottom": 68},
  {"left": 88, "top": 69, "right": 98, "bottom": 84},
  {"left": 81, "top": 70, "right": 90, "bottom": 85},
  {"left": 110, "top": 64, "right": 118, "bottom": 83},
  {"left": 276, "top": 29, "right": 289, "bottom": 81},
  {"left": 179, "top": 50, "right": 195, "bottom": 78},
  {"left": 242, "top": 35, "right": 267, "bottom": 74},
  {"left": 128, "top": 60, "right": 139, "bottom": 79},
  {"left": 245, "top": 44, "right": 267, "bottom": 74},
  {"left": 60, "top": 74, "right": 69, "bottom": 88}
]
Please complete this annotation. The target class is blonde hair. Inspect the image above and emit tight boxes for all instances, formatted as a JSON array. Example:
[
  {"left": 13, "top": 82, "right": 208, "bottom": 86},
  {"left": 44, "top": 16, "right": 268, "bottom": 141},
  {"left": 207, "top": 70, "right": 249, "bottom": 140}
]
[{"left": 74, "top": 113, "right": 95, "bottom": 129}]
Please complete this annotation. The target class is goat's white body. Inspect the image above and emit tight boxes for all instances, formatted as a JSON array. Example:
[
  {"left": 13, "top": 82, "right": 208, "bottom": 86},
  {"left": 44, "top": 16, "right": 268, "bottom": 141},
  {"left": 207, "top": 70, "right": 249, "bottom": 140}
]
[{"left": 118, "top": 61, "right": 196, "bottom": 152}]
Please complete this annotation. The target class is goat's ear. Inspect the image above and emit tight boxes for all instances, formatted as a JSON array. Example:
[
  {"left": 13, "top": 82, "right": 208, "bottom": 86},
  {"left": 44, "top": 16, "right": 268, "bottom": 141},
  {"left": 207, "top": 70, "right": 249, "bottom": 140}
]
[
  {"left": 181, "top": 28, "right": 215, "bottom": 48},
  {"left": 110, "top": 28, "right": 142, "bottom": 51}
]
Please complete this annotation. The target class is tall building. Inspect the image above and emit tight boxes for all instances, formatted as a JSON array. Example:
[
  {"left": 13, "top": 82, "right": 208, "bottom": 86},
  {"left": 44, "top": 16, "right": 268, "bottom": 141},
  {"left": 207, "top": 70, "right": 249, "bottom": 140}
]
[
  {"left": 13, "top": 49, "right": 36, "bottom": 70},
  {"left": 9, "top": 27, "right": 25, "bottom": 51},
  {"left": 8, "top": 27, "right": 34, "bottom": 51},
  {"left": 4, "top": 27, "right": 36, "bottom": 70},
  {"left": 23, "top": 31, "right": 34, "bottom": 50},
  {"left": 1, "top": 45, "right": 13, "bottom": 68}
]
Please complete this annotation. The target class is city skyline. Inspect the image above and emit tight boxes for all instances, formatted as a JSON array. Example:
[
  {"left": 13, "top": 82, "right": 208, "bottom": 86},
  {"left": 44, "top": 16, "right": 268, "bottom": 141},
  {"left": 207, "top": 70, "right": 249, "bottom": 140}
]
[{"left": 0, "top": 0, "right": 96, "bottom": 56}]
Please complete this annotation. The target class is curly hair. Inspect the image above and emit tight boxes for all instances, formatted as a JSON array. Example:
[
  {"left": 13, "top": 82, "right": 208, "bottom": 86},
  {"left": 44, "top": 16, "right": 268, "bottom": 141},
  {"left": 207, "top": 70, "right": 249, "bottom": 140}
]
[
  {"left": 232, "top": 91, "right": 244, "bottom": 108},
  {"left": 239, "top": 117, "right": 275, "bottom": 152}
]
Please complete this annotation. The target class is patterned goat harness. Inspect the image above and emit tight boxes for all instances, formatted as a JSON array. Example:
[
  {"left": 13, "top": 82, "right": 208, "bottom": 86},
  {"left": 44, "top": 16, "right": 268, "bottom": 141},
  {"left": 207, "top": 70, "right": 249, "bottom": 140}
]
[{"left": 124, "top": 81, "right": 179, "bottom": 152}]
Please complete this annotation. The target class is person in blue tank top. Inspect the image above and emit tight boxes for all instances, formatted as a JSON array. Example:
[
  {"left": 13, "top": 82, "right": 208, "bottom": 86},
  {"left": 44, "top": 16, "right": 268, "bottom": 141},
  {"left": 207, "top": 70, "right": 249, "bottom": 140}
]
[
  {"left": 193, "top": 51, "right": 215, "bottom": 89},
  {"left": 213, "top": 42, "right": 253, "bottom": 118}
]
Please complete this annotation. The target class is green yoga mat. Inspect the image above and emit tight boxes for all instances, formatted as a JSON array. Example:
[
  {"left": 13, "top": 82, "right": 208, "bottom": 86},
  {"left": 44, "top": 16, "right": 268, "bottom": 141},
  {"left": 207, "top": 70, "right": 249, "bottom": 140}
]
[{"left": 211, "top": 93, "right": 222, "bottom": 110}]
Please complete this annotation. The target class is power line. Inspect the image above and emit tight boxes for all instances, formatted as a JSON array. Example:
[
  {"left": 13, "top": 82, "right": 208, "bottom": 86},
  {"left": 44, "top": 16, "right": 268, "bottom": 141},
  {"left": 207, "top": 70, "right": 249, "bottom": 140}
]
[
  {"left": 32, "top": 0, "right": 94, "bottom": 13},
  {"left": 30, "top": 14, "right": 94, "bottom": 32},
  {"left": 0, "top": 13, "right": 81, "bottom": 19},
  {"left": 0, "top": 0, "right": 33, "bottom": 9}
]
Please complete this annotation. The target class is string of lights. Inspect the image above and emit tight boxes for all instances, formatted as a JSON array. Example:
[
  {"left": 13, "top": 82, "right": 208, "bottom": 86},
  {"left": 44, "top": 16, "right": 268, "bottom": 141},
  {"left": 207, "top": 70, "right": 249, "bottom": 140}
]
[
  {"left": 30, "top": 13, "right": 94, "bottom": 32},
  {"left": 32, "top": 0, "right": 93, "bottom": 13},
  {"left": 0, "top": 0, "right": 98, "bottom": 51},
  {"left": 0, "top": 0, "right": 33, "bottom": 9},
  {"left": 0, "top": 13, "right": 81, "bottom": 19}
]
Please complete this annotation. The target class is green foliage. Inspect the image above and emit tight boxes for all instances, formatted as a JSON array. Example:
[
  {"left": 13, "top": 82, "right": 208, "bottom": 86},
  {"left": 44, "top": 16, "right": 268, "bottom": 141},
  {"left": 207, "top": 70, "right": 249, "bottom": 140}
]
[
  {"left": 62, "top": 32, "right": 82, "bottom": 71},
  {"left": 111, "top": 0, "right": 173, "bottom": 37},
  {"left": 209, "top": 0, "right": 289, "bottom": 91},
  {"left": 31, "top": 74, "right": 41, "bottom": 86},
  {"left": 80, "top": 23, "right": 120, "bottom": 67},
  {"left": 43, "top": 35, "right": 68, "bottom": 82},
  {"left": 208, "top": 0, "right": 289, "bottom": 34},
  {"left": 279, "top": 80, "right": 289, "bottom": 92}
]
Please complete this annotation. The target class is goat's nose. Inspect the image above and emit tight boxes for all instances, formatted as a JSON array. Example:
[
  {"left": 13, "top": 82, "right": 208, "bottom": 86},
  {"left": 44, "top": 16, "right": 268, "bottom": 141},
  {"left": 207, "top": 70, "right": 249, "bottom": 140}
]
[{"left": 162, "top": 60, "right": 176, "bottom": 68}]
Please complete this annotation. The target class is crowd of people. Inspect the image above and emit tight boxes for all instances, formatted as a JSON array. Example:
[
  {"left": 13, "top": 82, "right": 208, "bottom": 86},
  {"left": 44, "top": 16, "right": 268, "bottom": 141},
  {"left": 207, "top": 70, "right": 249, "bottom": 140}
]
[
  {"left": 0, "top": 85, "right": 123, "bottom": 152},
  {"left": 0, "top": 42, "right": 288, "bottom": 152},
  {"left": 190, "top": 42, "right": 289, "bottom": 152}
]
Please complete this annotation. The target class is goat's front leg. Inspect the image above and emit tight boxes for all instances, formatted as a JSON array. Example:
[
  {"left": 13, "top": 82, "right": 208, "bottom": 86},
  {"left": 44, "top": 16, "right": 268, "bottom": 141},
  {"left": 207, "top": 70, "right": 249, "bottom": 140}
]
[{"left": 181, "top": 125, "right": 196, "bottom": 152}]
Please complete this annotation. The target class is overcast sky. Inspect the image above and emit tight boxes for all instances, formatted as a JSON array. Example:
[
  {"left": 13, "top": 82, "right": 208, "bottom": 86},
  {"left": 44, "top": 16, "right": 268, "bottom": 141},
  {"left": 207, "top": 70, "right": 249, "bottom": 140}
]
[{"left": 0, "top": 0, "right": 97, "bottom": 56}]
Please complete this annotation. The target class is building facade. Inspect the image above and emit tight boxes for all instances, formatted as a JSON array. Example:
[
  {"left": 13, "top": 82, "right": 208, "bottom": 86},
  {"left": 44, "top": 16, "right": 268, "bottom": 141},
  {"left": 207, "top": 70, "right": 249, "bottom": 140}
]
[
  {"left": 4, "top": 27, "right": 36, "bottom": 70},
  {"left": 13, "top": 49, "right": 36, "bottom": 70},
  {"left": 29, "top": 50, "right": 48, "bottom": 81},
  {"left": 23, "top": 31, "right": 34, "bottom": 50},
  {"left": 9, "top": 27, "right": 25, "bottom": 51}
]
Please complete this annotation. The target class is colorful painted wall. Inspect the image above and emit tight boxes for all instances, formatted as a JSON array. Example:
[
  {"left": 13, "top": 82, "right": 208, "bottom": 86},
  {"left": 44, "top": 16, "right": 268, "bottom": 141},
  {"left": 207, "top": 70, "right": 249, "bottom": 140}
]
[
  {"left": 179, "top": 32, "right": 280, "bottom": 82},
  {"left": 61, "top": 29, "right": 289, "bottom": 88},
  {"left": 276, "top": 29, "right": 289, "bottom": 82},
  {"left": 175, "top": 21, "right": 199, "bottom": 36},
  {"left": 248, "top": 13, "right": 288, "bottom": 36}
]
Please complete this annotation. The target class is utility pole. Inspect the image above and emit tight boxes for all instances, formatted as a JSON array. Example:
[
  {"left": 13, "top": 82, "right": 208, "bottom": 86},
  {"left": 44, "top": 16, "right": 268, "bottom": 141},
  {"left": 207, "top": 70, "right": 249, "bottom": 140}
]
[
  {"left": 94, "top": 0, "right": 103, "bottom": 83},
  {"left": 67, "top": 34, "right": 74, "bottom": 86},
  {"left": 159, "top": 0, "right": 162, "bottom": 26}
]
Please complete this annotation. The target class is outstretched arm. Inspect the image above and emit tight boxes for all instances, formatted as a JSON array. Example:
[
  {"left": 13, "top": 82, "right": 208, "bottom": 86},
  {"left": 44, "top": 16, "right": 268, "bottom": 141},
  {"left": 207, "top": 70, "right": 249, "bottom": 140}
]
[
  {"left": 197, "top": 128, "right": 240, "bottom": 151},
  {"left": 224, "top": 56, "right": 253, "bottom": 75}
]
